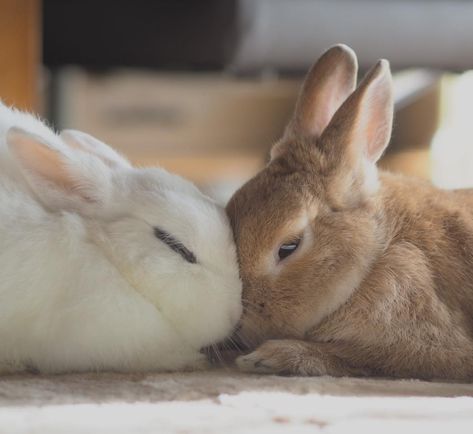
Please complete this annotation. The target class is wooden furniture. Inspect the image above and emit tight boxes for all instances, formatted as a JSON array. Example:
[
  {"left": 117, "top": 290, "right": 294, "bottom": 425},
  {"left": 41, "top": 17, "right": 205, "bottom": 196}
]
[
  {"left": 0, "top": 0, "right": 41, "bottom": 111},
  {"left": 54, "top": 68, "right": 440, "bottom": 190}
]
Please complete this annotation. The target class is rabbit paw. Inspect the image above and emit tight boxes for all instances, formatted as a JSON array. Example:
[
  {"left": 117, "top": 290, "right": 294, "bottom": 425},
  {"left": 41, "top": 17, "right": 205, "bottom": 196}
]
[
  {"left": 236, "top": 339, "right": 369, "bottom": 377},
  {"left": 236, "top": 339, "right": 327, "bottom": 376}
]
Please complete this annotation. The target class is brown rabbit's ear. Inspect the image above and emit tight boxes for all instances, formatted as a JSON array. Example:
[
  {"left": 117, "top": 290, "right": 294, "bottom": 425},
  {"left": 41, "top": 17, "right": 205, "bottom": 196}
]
[
  {"left": 320, "top": 59, "right": 393, "bottom": 201},
  {"left": 321, "top": 59, "right": 393, "bottom": 165},
  {"left": 283, "top": 44, "right": 358, "bottom": 140}
]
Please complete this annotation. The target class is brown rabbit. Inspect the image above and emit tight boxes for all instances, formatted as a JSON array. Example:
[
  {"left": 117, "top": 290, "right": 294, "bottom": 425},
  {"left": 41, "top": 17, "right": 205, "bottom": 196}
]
[{"left": 226, "top": 44, "right": 473, "bottom": 381}]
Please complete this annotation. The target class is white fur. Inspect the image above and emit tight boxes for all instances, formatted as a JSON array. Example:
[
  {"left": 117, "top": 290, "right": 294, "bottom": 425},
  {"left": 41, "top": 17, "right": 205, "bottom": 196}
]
[{"left": 0, "top": 102, "right": 242, "bottom": 374}]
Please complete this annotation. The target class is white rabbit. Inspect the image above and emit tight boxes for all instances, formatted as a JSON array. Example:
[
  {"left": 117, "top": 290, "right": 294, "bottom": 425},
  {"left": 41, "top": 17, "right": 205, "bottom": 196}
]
[{"left": 0, "top": 102, "right": 242, "bottom": 374}]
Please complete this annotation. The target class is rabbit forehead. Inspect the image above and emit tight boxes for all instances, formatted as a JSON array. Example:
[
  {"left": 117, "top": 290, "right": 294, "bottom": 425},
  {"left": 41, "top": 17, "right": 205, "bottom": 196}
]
[
  {"left": 227, "top": 165, "right": 320, "bottom": 261},
  {"left": 115, "top": 168, "right": 235, "bottom": 264},
  {"left": 127, "top": 170, "right": 224, "bottom": 228},
  {"left": 124, "top": 167, "right": 201, "bottom": 197}
]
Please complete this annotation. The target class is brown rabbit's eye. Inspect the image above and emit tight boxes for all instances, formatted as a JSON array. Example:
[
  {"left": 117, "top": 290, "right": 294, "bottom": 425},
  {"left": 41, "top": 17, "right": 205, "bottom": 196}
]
[{"left": 278, "top": 238, "right": 301, "bottom": 261}]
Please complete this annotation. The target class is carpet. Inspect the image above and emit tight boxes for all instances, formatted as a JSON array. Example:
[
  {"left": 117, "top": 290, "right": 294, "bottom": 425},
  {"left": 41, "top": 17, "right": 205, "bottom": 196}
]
[{"left": 1, "top": 368, "right": 473, "bottom": 433}]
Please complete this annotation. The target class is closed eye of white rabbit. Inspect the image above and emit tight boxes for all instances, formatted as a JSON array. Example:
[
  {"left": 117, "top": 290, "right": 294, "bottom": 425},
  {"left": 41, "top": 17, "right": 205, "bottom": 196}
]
[
  {"left": 0, "top": 106, "right": 242, "bottom": 374},
  {"left": 153, "top": 227, "right": 197, "bottom": 264}
]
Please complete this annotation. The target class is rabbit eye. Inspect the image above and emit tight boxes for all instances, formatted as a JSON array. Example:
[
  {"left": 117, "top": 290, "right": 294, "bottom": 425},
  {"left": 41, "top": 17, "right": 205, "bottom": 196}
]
[
  {"left": 154, "top": 227, "right": 197, "bottom": 264},
  {"left": 278, "top": 238, "right": 301, "bottom": 261}
]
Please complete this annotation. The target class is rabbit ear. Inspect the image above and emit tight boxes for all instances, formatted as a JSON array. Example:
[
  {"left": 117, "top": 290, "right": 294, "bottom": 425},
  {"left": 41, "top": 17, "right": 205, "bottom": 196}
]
[
  {"left": 7, "top": 127, "right": 112, "bottom": 213},
  {"left": 60, "top": 129, "right": 131, "bottom": 169},
  {"left": 321, "top": 59, "right": 393, "bottom": 165},
  {"left": 286, "top": 44, "right": 358, "bottom": 139},
  {"left": 320, "top": 59, "right": 393, "bottom": 199}
]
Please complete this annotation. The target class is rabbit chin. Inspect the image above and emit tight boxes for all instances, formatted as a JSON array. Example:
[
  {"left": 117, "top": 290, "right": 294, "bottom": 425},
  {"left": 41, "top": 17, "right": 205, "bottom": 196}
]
[{"left": 147, "top": 271, "right": 243, "bottom": 349}]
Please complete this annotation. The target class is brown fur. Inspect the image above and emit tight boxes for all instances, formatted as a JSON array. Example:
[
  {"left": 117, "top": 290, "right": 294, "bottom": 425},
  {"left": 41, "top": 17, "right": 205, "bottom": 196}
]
[{"left": 226, "top": 45, "right": 473, "bottom": 381}]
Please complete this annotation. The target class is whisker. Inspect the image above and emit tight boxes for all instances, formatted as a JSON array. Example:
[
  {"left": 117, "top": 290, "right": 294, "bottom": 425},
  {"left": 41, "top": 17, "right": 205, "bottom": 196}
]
[
  {"left": 211, "top": 343, "right": 224, "bottom": 367},
  {"left": 233, "top": 325, "right": 259, "bottom": 351}
]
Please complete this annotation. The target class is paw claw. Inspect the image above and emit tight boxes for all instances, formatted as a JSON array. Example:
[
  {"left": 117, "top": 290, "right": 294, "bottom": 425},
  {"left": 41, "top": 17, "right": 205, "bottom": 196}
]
[
  {"left": 254, "top": 360, "right": 269, "bottom": 369},
  {"left": 236, "top": 352, "right": 279, "bottom": 374}
]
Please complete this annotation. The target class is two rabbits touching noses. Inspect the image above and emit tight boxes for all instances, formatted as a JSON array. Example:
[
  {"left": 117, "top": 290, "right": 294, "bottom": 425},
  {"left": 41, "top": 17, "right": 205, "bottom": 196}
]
[{"left": 1, "top": 45, "right": 473, "bottom": 381}]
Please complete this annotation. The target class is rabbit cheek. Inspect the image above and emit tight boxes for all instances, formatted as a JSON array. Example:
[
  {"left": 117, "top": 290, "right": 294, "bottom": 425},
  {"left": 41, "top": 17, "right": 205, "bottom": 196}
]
[{"left": 240, "top": 289, "right": 272, "bottom": 343}]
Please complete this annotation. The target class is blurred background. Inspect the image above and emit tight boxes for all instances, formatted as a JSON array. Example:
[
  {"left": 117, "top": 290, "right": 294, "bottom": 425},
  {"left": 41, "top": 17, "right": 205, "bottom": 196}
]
[{"left": 1, "top": 0, "right": 473, "bottom": 199}]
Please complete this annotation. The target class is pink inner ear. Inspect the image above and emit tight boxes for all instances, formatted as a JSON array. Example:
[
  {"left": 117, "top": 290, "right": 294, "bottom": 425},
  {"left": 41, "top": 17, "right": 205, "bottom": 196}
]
[
  {"left": 8, "top": 128, "right": 98, "bottom": 204},
  {"left": 8, "top": 130, "right": 75, "bottom": 190},
  {"left": 359, "top": 70, "right": 393, "bottom": 163},
  {"left": 365, "top": 121, "right": 389, "bottom": 162},
  {"left": 321, "top": 59, "right": 393, "bottom": 167},
  {"left": 291, "top": 45, "right": 358, "bottom": 138},
  {"left": 311, "top": 79, "right": 353, "bottom": 136}
]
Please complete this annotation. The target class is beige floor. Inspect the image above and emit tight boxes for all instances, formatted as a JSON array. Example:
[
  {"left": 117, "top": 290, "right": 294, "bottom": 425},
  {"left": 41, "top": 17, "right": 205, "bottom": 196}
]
[{"left": 1, "top": 369, "right": 473, "bottom": 433}]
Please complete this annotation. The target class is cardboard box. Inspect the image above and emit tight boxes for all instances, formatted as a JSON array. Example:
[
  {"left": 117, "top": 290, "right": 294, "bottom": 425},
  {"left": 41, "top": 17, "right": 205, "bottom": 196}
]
[
  {"left": 55, "top": 68, "right": 299, "bottom": 164},
  {"left": 54, "top": 68, "right": 441, "bottom": 188}
]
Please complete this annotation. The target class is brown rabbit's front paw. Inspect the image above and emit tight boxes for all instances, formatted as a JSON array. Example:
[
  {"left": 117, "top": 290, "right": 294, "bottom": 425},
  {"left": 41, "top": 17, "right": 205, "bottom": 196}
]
[
  {"left": 236, "top": 339, "right": 328, "bottom": 376},
  {"left": 236, "top": 339, "right": 371, "bottom": 377}
]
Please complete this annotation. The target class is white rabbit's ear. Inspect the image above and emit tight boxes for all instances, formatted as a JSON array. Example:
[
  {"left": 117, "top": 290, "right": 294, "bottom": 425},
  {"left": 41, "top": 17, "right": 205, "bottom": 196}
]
[
  {"left": 60, "top": 129, "right": 131, "bottom": 169},
  {"left": 7, "top": 127, "right": 112, "bottom": 213}
]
